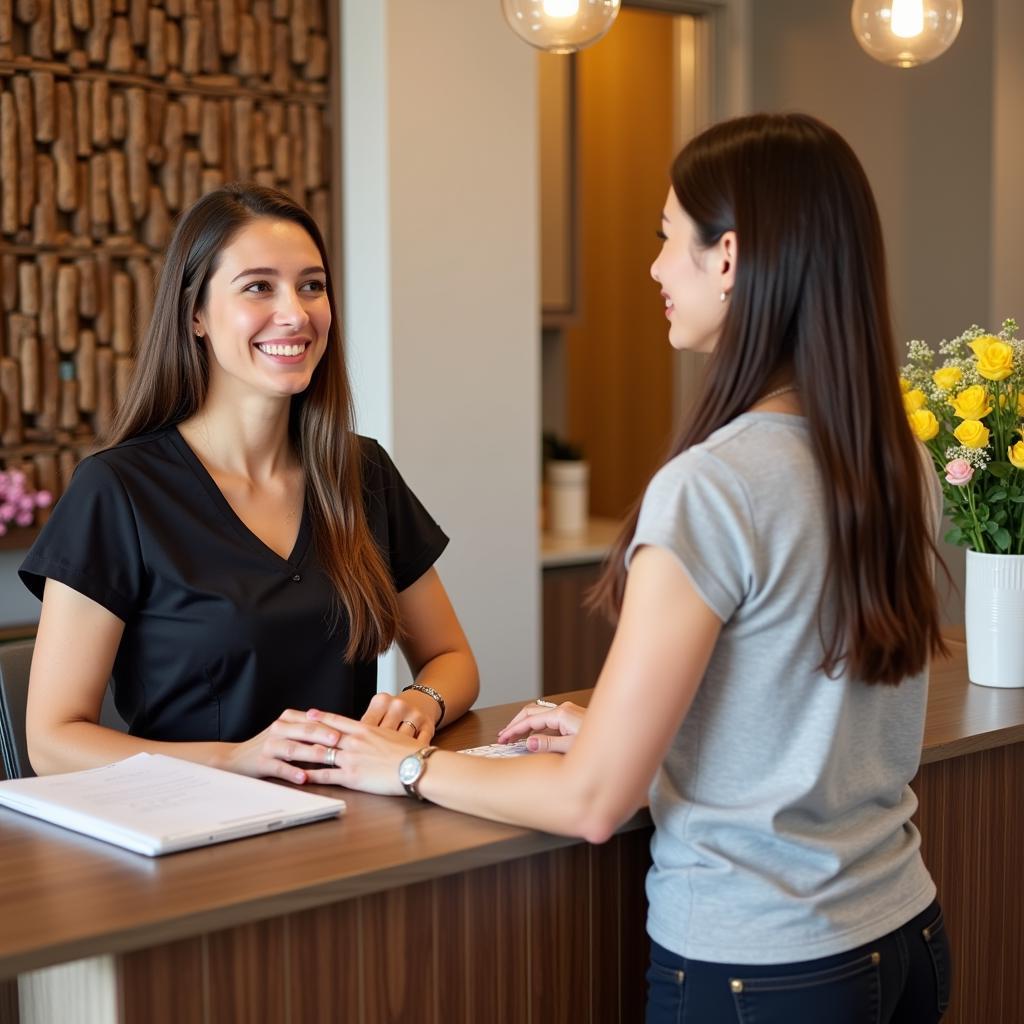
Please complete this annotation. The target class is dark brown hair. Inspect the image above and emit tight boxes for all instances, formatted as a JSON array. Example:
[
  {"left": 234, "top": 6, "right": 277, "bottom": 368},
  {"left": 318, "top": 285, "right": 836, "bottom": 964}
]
[
  {"left": 592, "top": 113, "right": 945, "bottom": 685},
  {"left": 101, "top": 183, "right": 399, "bottom": 661}
]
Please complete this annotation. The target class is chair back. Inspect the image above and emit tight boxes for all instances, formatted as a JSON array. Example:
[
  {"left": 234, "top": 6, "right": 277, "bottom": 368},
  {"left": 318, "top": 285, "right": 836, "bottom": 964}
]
[{"left": 0, "top": 639, "right": 126, "bottom": 780}]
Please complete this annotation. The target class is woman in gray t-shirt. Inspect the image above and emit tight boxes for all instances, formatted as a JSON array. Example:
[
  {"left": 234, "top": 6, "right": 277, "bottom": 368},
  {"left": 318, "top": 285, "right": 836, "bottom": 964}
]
[{"left": 306, "top": 114, "right": 951, "bottom": 1024}]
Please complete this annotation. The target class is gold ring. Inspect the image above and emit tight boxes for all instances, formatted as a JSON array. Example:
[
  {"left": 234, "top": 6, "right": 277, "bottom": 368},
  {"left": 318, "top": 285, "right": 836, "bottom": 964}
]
[
  {"left": 325, "top": 746, "right": 337, "bottom": 767},
  {"left": 400, "top": 720, "right": 419, "bottom": 735}
]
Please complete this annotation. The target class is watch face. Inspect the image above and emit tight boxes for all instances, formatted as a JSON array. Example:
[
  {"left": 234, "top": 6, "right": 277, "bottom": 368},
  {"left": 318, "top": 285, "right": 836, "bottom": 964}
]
[{"left": 398, "top": 754, "right": 421, "bottom": 785}]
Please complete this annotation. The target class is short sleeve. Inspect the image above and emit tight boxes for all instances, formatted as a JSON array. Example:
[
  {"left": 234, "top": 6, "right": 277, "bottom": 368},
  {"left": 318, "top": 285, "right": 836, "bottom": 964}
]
[
  {"left": 362, "top": 440, "right": 449, "bottom": 592},
  {"left": 19, "top": 455, "right": 145, "bottom": 621},
  {"left": 625, "top": 450, "right": 754, "bottom": 623}
]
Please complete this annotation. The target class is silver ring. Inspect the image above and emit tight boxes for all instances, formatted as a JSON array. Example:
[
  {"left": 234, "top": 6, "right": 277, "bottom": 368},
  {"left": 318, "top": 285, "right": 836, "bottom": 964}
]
[
  {"left": 325, "top": 746, "right": 337, "bottom": 768},
  {"left": 399, "top": 720, "right": 419, "bottom": 736},
  {"left": 535, "top": 699, "right": 558, "bottom": 709}
]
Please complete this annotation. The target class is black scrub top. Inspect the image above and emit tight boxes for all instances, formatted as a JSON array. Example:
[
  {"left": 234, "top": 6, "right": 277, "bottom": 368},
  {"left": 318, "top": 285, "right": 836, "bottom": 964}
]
[{"left": 19, "top": 428, "right": 448, "bottom": 742}]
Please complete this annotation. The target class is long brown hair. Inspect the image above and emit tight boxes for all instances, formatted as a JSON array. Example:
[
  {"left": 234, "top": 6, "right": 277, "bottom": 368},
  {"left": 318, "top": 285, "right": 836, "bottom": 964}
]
[
  {"left": 592, "top": 113, "right": 945, "bottom": 685},
  {"left": 101, "top": 183, "right": 399, "bottom": 661}
]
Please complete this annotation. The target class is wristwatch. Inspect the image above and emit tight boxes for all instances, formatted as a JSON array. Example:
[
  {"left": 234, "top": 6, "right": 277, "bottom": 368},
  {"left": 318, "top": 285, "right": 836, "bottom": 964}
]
[{"left": 398, "top": 746, "right": 438, "bottom": 800}]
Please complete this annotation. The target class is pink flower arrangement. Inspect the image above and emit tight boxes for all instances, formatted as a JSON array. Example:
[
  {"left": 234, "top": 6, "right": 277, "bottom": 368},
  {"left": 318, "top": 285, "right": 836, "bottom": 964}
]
[
  {"left": 944, "top": 459, "right": 974, "bottom": 487},
  {"left": 0, "top": 469, "right": 52, "bottom": 536}
]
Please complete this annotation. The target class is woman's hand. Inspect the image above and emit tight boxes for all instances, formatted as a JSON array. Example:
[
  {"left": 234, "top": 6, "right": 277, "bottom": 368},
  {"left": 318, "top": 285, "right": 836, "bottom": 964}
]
[
  {"left": 301, "top": 709, "right": 423, "bottom": 794},
  {"left": 496, "top": 701, "right": 586, "bottom": 754},
  {"left": 360, "top": 690, "right": 439, "bottom": 745},
  {"left": 219, "top": 709, "right": 343, "bottom": 784}
]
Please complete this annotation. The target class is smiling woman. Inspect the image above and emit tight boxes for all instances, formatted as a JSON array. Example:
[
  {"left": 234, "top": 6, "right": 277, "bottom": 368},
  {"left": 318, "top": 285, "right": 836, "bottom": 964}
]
[{"left": 16, "top": 184, "right": 479, "bottom": 783}]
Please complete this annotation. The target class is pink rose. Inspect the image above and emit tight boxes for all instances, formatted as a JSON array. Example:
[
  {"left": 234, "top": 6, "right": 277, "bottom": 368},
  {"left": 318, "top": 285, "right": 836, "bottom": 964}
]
[
  {"left": 14, "top": 510, "right": 33, "bottom": 527},
  {"left": 34, "top": 490, "right": 53, "bottom": 508},
  {"left": 0, "top": 502, "right": 14, "bottom": 520},
  {"left": 945, "top": 459, "right": 974, "bottom": 486}
]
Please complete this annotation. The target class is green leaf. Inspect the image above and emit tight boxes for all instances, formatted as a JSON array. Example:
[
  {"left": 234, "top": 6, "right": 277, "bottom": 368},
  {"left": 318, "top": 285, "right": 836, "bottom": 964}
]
[
  {"left": 994, "top": 527, "right": 1012, "bottom": 551},
  {"left": 985, "top": 519, "right": 1000, "bottom": 536},
  {"left": 988, "top": 461, "right": 1014, "bottom": 479},
  {"left": 994, "top": 508, "right": 1008, "bottom": 525},
  {"left": 976, "top": 503, "right": 991, "bottom": 522},
  {"left": 988, "top": 489, "right": 1008, "bottom": 501},
  {"left": 944, "top": 527, "right": 965, "bottom": 546},
  {"left": 1012, "top": 495, "right": 1024, "bottom": 503}
]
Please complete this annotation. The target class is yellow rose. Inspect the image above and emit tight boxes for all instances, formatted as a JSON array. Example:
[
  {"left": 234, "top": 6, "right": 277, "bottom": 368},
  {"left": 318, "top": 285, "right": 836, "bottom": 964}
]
[
  {"left": 953, "top": 419, "right": 990, "bottom": 449},
  {"left": 902, "top": 389, "right": 927, "bottom": 413},
  {"left": 1009, "top": 442, "right": 1024, "bottom": 470},
  {"left": 948, "top": 385, "right": 993, "bottom": 420},
  {"left": 1018, "top": 392, "right": 1024, "bottom": 417},
  {"left": 908, "top": 409, "right": 939, "bottom": 442},
  {"left": 899, "top": 377, "right": 911, "bottom": 394},
  {"left": 970, "top": 335, "right": 1014, "bottom": 381},
  {"left": 932, "top": 366, "right": 962, "bottom": 391}
]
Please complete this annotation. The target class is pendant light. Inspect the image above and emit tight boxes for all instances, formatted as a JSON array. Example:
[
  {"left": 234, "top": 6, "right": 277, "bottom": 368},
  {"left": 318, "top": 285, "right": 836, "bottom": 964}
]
[
  {"left": 501, "top": 0, "right": 621, "bottom": 54},
  {"left": 851, "top": 0, "right": 963, "bottom": 68}
]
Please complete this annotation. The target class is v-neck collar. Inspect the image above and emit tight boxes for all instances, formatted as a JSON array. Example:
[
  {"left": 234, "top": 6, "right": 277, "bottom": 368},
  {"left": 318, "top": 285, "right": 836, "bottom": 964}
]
[{"left": 169, "top": 426, "right": 312, "bottom": 569}]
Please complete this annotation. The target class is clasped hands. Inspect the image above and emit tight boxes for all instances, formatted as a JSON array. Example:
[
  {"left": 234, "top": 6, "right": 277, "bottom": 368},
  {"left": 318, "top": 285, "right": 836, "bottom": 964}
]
[
  {"left": 223, "top": 695, "right": 586, "bottom": 794},
  {"left": 221, "top": 690, "right": 441, "bottom": 785}
]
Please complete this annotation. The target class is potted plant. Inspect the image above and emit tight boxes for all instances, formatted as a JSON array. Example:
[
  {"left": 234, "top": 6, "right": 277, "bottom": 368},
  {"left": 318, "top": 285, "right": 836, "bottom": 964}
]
[
  {"left": 542, "top": 432, "right": 589, "bottom": 535},
  {"left": 901, "top": 317, "right": 1024, "bottom": 687}
]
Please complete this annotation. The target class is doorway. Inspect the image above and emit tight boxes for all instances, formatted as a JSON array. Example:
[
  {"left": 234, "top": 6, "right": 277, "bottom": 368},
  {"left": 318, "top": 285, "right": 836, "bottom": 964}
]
[{"left": 540, "top": 5, "right": 713, "bottom": 519}]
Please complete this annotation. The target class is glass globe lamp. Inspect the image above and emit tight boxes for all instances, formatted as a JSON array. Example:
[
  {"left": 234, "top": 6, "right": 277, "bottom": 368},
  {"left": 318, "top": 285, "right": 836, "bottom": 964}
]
[
  {"left": 501, "top": 0, "right": 621, "bottom": 54},
  {"left": 851, "top": 0, "right": 963, "bottom": 68}
]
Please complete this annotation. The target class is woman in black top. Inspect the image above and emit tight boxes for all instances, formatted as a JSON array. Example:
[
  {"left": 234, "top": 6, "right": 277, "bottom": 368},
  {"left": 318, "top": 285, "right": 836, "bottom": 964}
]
[{"left": 20, "top": 184, "right": 479, "bottom": 783}]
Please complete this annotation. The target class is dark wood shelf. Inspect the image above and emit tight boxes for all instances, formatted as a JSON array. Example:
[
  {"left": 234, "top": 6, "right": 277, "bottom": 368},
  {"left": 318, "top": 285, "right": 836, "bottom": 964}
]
[{"left": 0, "top": 526, "right": 39, "bottom": 553}]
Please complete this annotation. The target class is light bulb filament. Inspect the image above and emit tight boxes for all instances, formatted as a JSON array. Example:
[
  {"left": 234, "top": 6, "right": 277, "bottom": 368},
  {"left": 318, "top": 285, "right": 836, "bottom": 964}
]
[
  {"left": 542, "top": 0, "right": 581, "bottom": 18},
  {"left": 891, "top": 0, "right": 924, "bottom": 38}
]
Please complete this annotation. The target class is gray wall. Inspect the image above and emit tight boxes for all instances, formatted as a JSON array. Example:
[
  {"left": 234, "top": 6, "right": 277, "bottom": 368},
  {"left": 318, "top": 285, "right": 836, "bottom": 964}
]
[
  {"left": 750, "top": 0, "right": 1022, "bottom": 621},
  {"left": 992, "top": 0, "right": 1024, "bottom": 324},
  {"left": 751, "top": 0, "right": 995, "bottom": 348}
]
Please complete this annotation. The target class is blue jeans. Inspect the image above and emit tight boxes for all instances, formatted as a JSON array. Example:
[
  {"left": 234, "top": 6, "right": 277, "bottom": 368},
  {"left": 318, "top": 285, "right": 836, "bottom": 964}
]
[{"left": 645, "top": 900, "right": 951, "bottom": 1024}]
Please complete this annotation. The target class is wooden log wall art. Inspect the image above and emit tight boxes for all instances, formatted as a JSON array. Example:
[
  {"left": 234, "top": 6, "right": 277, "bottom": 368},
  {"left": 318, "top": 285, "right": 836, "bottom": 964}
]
[{"left": 0, "top": 0, "right": 333, "bottom": 544}]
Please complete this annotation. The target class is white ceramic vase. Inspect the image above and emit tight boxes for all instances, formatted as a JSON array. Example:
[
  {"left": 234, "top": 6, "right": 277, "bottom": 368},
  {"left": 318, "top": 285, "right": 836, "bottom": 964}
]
[
  {"left": 964, "top": 548, "right": 1024, "bottom": 688},
  {"left": 546, "top": 459, "right": 589, "bottom": 535}
]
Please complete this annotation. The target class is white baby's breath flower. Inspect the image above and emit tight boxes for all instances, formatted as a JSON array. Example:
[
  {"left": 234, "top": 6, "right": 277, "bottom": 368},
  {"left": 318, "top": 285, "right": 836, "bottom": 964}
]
[{"left": 944, "top": 445, "right": 991, "bottom": 470}]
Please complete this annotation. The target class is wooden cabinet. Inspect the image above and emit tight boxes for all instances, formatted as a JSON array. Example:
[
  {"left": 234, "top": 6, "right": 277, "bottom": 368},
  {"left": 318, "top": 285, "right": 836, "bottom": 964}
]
[{"left": 542, "top": 562, "right": 615, "bottom": 696}]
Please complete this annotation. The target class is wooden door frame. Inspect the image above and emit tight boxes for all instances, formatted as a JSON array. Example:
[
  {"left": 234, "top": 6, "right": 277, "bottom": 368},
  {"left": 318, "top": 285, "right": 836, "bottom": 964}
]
[{"left": 624, "top": 0, "right": 752, "bottom": 121}]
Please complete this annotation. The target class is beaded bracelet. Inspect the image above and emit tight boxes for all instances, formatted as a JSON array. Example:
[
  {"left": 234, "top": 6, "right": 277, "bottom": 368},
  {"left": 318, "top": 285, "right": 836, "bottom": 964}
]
[{"left": 402, "top": 682, "right": 446, "bottom": 728}]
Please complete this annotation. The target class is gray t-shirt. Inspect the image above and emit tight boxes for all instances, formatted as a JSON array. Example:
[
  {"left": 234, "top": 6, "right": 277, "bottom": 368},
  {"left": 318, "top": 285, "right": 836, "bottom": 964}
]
[{"left": 627, "top": 412, "right": 939, "bottom": 964}]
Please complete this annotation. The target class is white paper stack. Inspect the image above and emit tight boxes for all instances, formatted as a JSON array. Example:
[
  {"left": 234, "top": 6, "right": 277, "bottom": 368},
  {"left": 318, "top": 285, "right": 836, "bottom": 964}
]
[{"left": 0, "top": 753, "right": 345, "bottom": 856}]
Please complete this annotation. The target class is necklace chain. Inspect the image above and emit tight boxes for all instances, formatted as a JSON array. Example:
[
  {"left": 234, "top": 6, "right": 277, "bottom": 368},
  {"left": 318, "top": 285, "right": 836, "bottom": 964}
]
[{"left": 761, "top": 385, "right": 798, "bottom": 403}]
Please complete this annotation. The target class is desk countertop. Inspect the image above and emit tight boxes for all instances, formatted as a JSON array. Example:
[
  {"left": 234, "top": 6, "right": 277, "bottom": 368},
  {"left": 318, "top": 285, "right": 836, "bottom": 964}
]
[
  {"left": 540, "top": 516, "right": 621, "bottom": 568},
  {"left": 1, "top": 640, "right": 1022, "bottom": 979}
]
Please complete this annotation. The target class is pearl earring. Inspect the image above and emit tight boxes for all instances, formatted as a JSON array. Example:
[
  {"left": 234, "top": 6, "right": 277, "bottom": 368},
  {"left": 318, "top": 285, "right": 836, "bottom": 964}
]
[{"left": 720, "top": 291, "right": 728, "bottom": 302}]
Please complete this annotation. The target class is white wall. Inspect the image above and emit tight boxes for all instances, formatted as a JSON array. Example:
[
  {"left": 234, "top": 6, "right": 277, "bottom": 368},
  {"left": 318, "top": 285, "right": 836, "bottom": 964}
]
[{"left": 341, "top": 0, "right": 541, "bottom": 703}]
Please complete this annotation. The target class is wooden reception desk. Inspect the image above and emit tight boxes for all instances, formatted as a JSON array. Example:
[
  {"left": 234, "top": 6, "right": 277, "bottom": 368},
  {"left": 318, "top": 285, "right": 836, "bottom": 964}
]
[{"left": 0, "top": 634, "right": 1021, "bottom": 1024}]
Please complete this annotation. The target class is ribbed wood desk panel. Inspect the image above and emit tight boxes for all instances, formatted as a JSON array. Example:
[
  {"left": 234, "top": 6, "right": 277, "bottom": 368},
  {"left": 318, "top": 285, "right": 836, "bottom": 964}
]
[{"left": 0, "top": 640, "right": 1022, "bottom": 1023}]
